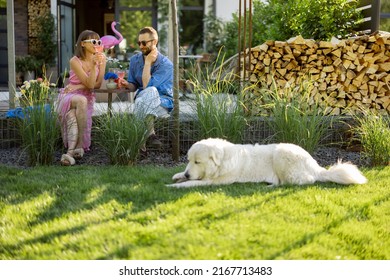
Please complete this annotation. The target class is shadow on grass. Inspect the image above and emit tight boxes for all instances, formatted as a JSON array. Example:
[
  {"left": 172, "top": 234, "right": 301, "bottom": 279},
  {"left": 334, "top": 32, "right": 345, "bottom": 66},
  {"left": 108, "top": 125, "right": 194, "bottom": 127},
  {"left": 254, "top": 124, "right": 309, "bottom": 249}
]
[
  {"left": 0, "top": 211, "right": 129, "bottom": 259},
  {"left": 267, "top": 192, "right": 390, "bottom": 260}
]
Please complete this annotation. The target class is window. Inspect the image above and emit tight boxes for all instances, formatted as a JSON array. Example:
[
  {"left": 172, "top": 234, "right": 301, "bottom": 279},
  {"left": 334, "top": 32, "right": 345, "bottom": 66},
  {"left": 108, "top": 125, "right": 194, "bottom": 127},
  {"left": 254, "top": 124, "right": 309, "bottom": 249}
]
[{"left": 179, "top": 0, "right": 204, "bottom": 54}]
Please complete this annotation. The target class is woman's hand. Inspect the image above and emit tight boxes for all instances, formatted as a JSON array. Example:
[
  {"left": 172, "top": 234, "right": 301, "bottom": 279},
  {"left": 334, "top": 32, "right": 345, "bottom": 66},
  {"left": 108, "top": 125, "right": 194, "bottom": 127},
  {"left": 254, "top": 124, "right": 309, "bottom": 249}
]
[
  {"left": 94, "top": 52, "right": 106, "bottom": 65},
  {"left": 64, "top": 84, "right": 87, "bottom": 93}
]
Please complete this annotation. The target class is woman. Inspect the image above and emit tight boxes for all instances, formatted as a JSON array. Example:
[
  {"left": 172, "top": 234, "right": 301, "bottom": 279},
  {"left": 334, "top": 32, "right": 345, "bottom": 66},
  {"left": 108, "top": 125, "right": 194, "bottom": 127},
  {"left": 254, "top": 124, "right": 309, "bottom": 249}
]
[{"left": 57, "top": 30, "right": 106, "bottom": 166}]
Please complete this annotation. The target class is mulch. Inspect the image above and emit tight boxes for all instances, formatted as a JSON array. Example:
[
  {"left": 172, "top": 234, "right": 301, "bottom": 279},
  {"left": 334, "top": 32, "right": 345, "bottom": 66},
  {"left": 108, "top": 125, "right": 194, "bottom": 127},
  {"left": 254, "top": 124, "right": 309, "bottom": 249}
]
[{"left": 0, "top": 144, "right": 369, "bottom": 169}]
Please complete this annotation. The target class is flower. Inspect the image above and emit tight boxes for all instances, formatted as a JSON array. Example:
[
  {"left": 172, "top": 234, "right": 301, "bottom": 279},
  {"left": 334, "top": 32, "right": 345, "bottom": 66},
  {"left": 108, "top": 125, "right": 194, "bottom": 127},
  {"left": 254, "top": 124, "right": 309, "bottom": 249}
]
[
  {"left": 104, "top": 72, "right": 118, "bottom": 80},
  {"left": 19, "top": 77, "right": 56, "bottom": 106}
]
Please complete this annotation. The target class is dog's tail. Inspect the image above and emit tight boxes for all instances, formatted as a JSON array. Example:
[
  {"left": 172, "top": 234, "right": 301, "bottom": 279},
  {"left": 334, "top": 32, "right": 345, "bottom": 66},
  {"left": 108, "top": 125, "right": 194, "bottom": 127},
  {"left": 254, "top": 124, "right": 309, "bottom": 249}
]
[{"left": 319, "top": 160, "right": 367, "bottom": 185}]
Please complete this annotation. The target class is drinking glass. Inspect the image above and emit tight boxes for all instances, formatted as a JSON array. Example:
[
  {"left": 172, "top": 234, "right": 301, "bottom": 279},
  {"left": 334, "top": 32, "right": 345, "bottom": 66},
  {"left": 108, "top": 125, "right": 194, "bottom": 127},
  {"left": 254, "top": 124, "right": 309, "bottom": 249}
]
[{"left": 94, "top": 45, "right": 105, "bottom": 64}]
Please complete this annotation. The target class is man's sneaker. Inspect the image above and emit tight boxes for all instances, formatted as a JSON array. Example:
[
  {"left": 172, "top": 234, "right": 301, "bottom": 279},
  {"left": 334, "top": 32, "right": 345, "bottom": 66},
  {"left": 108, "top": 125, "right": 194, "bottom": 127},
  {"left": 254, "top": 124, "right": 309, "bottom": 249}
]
[{"left": 147, "top": 134, "right": 163, "bottom": 149}]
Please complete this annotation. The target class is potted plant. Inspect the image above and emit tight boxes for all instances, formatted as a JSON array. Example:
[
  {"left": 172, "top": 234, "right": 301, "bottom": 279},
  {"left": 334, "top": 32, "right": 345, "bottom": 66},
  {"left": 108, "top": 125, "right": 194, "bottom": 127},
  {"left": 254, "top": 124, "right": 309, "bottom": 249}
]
[
  {"left": 15, "top": 55, "right": 40, "bottom": 81},
  {"left": 104, "top": 72, "right": 119, "bottom": 89},
  {"left": 106, "top": 57, "right": 129, "bottom": 73}
]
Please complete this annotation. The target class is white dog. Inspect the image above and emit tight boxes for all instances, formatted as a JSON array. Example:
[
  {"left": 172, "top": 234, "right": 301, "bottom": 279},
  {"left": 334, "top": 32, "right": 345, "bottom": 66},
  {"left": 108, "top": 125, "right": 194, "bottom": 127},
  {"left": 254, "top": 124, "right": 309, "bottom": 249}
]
[{"left": 167, "top": 138, "right": 367, "bottom": 188}]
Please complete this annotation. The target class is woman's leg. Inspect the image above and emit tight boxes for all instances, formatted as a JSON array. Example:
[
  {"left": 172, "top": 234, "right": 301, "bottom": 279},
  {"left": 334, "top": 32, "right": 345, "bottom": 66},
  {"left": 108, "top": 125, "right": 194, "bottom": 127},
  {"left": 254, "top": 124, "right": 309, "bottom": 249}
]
[
  {"left": 65, "top": 109, "right": 78, "bottom": 153},
  {"left": 70, "top": 94, "right": 88, "bottom": 149},
  {"left": 61, "top": 95, "right": 87, "bottom": 165},
  {"left": 60, "top": 109, "right": 78, "bottom": 165}
]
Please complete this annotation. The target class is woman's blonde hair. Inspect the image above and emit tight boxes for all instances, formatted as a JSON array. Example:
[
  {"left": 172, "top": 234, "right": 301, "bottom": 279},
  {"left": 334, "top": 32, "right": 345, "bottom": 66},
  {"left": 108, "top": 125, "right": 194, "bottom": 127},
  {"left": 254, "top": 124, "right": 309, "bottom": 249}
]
[{"left": 74, "top": 30, "right": 100, "bottom": 60}]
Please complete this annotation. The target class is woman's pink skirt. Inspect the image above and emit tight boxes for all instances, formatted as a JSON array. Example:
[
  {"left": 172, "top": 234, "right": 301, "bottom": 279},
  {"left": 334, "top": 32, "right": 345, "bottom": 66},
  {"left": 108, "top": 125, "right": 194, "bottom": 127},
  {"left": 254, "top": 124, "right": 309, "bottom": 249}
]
[{"left": 56, "top": 88, "right": 95, "bottom": 151}]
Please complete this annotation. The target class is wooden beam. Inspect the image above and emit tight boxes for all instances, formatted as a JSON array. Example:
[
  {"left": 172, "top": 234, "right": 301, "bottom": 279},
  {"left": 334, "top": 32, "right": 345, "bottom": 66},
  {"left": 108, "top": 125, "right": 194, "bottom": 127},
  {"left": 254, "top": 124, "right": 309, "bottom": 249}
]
[{"left": 7, "top": 0, "right": 16, "bottom": 109}]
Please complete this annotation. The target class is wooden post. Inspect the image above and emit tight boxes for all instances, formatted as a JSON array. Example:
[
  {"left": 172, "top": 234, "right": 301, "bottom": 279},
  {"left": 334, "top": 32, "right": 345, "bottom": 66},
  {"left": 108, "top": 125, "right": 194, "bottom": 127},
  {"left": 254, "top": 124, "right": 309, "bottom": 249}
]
[
  {"left": 7, "top": 0, "right": 16, "bottom": 109},
  {"left": 238, "top": 0, "right": 253, "bottom": 81},
  {"left": 248, "top": 0, "right": 252, "bottom": 78},
  {"left": 243, "top": 0, "right": 247, "bottom": 80},
  {"left": 237, "top": 0, "right": 242, "bottom": 76},
  {"left": 107, "top": 90, "right": 113, "bottom": 117},
  {"left": 170, "top": 0, "right": 180, "bottom": 161}
]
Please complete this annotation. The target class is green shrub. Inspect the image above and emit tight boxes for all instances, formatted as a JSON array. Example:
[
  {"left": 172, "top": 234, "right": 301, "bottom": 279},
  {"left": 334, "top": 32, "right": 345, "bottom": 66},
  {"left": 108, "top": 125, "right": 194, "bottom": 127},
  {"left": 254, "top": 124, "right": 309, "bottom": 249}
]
[
  {"left": 261, "top": 79, "right": 336, "bottom": 153},
  {"left": 191, "top": 92, "right": 246, "bottom": 144},
  {"left": 18, "top": 103, "right": 60, "bottom": 166},
  {"left": 351, "top": 111, "right": 390, "bottom": 166},
  {"left": 17, "top": 75, "right": 59, "bottom": 166},
  {"left": 257, "top": 0, "right": 362, "bottom": 41},
  {"left": 222, "top": 0, "right": 363, "bottom": 58},
  {"left": 186, "top": 52, "right": 248, "bottom": 143},
  {"left": 15, "top": 55, "right": 41, "bottom": 73},
  {"left": 94, "top": 106, "right": 149, "bottom": 165}
]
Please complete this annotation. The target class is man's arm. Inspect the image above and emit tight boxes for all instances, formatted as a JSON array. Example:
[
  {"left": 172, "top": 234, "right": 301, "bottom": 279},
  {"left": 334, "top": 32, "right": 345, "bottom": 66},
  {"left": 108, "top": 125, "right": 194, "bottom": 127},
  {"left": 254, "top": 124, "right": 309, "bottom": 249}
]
[
  {"left": 142, "top": 47, "right": 158, "bottom": 88},
  {"left": 142, "top": 61, "right": 152, "bottom": 89},
  {"left": 127, "top": 82, "right": 137, "bottom": 92}
]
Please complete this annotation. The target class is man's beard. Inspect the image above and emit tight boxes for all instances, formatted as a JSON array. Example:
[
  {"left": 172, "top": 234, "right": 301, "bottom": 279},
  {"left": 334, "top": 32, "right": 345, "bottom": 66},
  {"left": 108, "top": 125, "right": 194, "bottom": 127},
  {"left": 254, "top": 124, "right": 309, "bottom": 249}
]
[{"left": 142, "top": 48, "right": 151, "bottom": 56}]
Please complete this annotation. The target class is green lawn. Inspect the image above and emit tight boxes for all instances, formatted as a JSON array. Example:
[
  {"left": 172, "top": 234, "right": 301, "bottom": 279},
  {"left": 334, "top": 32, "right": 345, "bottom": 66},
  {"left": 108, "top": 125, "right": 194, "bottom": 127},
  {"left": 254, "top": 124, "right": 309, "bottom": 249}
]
[{"left": 0, "top": 164, "right": 389, "bottom": 260}]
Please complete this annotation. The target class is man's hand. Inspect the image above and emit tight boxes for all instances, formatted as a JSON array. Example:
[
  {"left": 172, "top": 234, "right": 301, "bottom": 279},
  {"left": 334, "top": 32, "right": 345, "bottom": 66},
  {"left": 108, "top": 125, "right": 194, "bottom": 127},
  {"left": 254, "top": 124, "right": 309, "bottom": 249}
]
[
  {"left": 145, "top": 47, "right": 158, "bottom": 65},
  {"left": 119, "top": 79, "right": 129, "bottom": 88},
  {"left": 118, "top": 79, "right": 136, "bottom": 92}
]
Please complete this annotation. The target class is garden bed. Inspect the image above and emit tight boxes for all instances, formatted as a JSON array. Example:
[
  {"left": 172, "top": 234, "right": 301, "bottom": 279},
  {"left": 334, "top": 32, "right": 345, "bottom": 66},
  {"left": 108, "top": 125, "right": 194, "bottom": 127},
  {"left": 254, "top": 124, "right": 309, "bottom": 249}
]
[{"left": 0, "top": 116, "right": 369, "bottom": 168}]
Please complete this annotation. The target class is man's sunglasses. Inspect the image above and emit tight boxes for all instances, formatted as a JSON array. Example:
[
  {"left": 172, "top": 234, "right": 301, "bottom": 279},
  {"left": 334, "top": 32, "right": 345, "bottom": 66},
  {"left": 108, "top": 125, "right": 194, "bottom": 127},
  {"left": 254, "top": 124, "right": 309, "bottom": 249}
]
[
  {"left": 137, "top": 39, "right": 154, "bottom": 46},
  {"left": 83, "top": 39, "right": 102, "bottom": 46}
]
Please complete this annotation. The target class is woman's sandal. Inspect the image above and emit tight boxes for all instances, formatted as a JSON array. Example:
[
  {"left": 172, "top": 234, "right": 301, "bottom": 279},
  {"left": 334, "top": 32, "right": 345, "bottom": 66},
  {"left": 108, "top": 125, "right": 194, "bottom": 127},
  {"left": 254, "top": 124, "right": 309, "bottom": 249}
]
[
  {"left": 73, "top": 148, "right": 84, "bottom": 160},
  {"left": 60, "top": 153, "right": 76, "bottom": 166}
]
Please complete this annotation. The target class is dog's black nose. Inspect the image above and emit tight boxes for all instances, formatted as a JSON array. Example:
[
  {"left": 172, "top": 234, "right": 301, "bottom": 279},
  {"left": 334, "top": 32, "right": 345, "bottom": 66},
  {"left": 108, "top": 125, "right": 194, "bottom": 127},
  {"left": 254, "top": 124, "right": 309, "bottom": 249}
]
[{"left": 184, "top": 172, "right": 190, "bottom": 179}]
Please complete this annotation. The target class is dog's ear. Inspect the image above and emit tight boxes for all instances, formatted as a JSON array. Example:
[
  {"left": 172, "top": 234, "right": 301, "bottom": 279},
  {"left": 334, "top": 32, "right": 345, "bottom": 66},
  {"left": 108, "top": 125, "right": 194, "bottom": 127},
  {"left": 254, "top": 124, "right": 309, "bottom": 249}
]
[{"left": 209, "top": 146, "right": 223, "bottom": 166}]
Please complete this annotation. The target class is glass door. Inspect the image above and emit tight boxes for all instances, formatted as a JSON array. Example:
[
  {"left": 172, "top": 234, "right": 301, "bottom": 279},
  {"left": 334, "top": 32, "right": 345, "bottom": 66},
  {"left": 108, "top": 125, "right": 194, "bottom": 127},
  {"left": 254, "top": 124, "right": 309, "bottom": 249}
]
[
  {"left": 117, "top": 0, "right": 157, "bottom": 57},
  {"left": 58, "top": 0, "right": 75, "bottom": 78}
]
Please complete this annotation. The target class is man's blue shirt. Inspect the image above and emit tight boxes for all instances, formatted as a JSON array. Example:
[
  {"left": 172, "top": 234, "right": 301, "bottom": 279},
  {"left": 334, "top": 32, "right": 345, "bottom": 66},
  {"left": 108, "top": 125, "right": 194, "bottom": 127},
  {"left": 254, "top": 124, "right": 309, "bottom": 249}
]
[{"left": 127, "top": 51, "right": 174, "bottom": 110}]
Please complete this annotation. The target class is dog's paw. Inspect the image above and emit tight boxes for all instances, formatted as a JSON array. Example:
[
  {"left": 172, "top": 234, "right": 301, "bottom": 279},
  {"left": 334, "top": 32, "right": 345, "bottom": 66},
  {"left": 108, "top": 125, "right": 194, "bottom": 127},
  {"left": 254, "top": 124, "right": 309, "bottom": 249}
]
[
  {"left": 173, "top": 177, "right": 188, "bottom": 183},
  {"left": 166, "top": 183, "right": 181, "bottom": 188},
  {"left": 172, "top": 172, "right": 186, "bottom": 182}
]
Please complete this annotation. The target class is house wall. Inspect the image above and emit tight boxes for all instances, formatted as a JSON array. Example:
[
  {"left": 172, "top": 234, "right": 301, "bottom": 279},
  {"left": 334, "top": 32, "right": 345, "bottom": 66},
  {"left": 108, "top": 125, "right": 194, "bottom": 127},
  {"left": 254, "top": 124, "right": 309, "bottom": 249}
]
[
  {"left": 14, "top": 0, "right": 28, "bottom": 56},
  {"left": 215, "top": 0, "right": 239, "bottom": 22}
]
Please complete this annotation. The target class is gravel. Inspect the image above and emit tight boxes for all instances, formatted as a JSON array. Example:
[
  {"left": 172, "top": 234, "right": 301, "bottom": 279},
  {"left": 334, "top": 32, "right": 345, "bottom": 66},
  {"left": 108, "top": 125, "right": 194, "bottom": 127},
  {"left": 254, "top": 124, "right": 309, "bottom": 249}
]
[{"left": 0, "top": 144, "right": 368, "bottom": 169}]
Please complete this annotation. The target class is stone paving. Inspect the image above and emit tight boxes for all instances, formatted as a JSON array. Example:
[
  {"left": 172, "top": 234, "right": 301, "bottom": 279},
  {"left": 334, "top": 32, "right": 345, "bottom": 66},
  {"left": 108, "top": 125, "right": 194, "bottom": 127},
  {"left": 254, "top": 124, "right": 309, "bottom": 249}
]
[{"left": 0, "top": 91, "right": 198, "bottom": 118}]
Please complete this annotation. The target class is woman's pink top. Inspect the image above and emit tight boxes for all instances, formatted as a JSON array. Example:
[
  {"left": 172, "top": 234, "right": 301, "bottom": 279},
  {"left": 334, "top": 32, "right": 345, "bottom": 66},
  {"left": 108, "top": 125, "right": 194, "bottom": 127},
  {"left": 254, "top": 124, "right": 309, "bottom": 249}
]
[{"left": 68, "top": 56, "right": 99, "bottom": 85}]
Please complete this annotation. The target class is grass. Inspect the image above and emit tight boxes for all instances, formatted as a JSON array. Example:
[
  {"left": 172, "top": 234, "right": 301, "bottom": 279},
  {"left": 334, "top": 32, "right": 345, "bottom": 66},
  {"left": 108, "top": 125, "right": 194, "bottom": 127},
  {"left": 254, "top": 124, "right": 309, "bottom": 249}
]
[{"left": 1, "top": 164, "right": 389, "bottom": 260}]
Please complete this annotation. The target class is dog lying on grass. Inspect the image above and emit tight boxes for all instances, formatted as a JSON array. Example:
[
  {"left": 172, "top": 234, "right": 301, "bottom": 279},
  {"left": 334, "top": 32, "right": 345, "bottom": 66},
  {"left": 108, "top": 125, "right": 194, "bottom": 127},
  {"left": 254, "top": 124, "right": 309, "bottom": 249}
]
[{"left": 167, "top": 138, "right": 367, "bottom": 188}]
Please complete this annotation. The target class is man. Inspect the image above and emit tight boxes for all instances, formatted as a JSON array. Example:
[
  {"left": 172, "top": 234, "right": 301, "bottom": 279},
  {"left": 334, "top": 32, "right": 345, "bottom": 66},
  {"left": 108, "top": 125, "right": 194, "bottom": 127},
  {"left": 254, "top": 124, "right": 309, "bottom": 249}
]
[{"left": 119, "top": 26, "right": 173, "bottom": 149}]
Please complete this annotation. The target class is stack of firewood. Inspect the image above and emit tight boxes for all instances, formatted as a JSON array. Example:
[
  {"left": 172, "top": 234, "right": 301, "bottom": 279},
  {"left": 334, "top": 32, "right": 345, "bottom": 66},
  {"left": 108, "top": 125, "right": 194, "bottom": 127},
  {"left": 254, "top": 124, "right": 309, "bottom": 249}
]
[
  {"left": 247, "top": 33, "right": 390, "bottom": 115},
  {"left": 27, "top": 0, "right": 50, "bottom": 59},
  {"left": 28, "top": 0, "right": 50, "bottom": 37}
]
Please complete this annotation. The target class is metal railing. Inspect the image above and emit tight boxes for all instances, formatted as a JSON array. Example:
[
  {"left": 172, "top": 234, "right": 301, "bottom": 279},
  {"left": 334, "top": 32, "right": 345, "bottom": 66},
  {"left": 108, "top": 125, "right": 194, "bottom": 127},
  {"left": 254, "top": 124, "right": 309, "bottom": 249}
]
[{"left": 356, "top": 0, "right": 381, "bottom": 34}]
